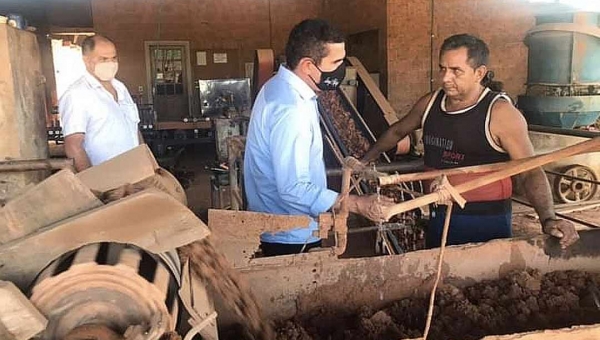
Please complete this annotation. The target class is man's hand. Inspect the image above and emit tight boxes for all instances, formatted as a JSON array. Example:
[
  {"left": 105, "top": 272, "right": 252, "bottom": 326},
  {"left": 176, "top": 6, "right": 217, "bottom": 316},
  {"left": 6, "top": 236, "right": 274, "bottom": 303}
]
[
  {"left": 64, "top": 133, "right": 92, "bottom": 172},
  {"left": 347, "top": 194, "right": 396, "bottom": 222},
  {"left": 542, "top": 218, "right": 579, "bottom": 249},
  {"left": 344, "top": 156, "right": 367, "bottom": 172}
]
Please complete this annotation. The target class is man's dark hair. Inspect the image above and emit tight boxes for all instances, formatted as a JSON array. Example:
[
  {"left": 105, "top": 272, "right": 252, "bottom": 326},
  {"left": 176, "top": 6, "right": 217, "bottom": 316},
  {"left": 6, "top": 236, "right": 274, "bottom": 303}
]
[
  {"left": 81, "top": 35, "right": 115, "bottom": 55},
  {"left": 440, "top": 34, "right": 503, "bottom": 91},
  {"left": 440, "top": 34, "right": 489, "bottom": 69},
  {"left": 285, "top": 19, "right": 345, "bottom": 70}
]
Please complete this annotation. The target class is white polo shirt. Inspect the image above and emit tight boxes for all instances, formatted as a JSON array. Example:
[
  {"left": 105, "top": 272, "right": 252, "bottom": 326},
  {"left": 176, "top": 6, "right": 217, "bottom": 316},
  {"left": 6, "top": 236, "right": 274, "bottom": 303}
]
[{"left": 59, "top": 72, "right": 140, "bottom": 166}]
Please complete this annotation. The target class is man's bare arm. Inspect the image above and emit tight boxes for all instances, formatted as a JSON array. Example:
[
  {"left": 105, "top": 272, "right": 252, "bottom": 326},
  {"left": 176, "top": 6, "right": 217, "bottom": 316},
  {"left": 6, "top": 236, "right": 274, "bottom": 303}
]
[
  {"left": 362, "top": 92, "right": 434, "bottom": 163},
  {"left": 64, "top": 133, "right": 92, "bottom": 172},
  {"left": 490, "top": 100, "right": 579, "bottom": 248}
]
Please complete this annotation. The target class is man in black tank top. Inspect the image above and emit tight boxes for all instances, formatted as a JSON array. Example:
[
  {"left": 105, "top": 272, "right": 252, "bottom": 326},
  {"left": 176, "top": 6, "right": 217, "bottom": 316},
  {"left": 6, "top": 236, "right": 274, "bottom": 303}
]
[{"left": 362, "top": 34, "right": 579, "bottom": 249}]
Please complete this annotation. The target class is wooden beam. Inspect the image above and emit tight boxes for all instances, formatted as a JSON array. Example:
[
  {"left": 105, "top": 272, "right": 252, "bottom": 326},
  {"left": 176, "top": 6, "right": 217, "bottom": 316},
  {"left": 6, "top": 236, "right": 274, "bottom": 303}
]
[
  {"left": 208, "top": 210, "right": 310, "bottom": 238},
  {"left": 383, "top": 137, "right": 600, "bottom": 220},
  {"left": 347, "top": 56, "right": 399, "bottom": 124},
  {"left": 208, "top": 209, "right": 311, "bottom": 267}
]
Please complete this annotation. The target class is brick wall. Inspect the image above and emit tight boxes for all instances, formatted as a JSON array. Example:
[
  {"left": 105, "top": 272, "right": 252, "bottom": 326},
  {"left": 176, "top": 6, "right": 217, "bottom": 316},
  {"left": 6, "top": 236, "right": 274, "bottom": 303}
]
[
  {"left": 91, "top": 0, "right": 320, "bottom": 103},
  {"left": 90, "top": 0, "right": 536, "bottom": 118},
  {"left": 323, "top": 0, "right": 388, "bottom": 94},
  {"left": 387, "top": 0, "right": 535, "bottom": 119}
]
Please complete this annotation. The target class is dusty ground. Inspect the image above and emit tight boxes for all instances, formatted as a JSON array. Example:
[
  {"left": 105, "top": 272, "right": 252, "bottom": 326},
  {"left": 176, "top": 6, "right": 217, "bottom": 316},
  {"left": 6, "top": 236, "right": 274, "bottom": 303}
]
[
  {"left": 274, "top": 269, "right": 600, "bottom": 340},
  {"left": 512, "top": 203, "right": 600, "bottom": 238},
  {"left": 167, "top": 144, "right": 216, "bottom": 221}
]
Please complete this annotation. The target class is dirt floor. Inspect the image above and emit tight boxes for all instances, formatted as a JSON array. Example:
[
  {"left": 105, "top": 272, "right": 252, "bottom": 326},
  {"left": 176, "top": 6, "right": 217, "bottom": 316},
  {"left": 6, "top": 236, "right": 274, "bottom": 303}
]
[
  {"left": 169, "top": 144, "right": 217, "bottom": 221},
  {"left": 512, "top": 202, "right": 600, "bottom": 238},
  {"left": 274, "top": 269, "right": 600, "bottom": 340}
]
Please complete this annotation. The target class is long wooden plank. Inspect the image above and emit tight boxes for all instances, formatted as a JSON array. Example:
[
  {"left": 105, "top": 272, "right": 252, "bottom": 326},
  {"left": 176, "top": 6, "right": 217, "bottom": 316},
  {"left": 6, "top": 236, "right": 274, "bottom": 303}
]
[
  {"left": 0, "top": 169, "right": 102, "bottom": 245},
  {"left": 377, "top": 141, "right": 600, "bottom": 185},
  {"left": 0, "top": 190, "right": 209, "bottom": 289},
  {"left": 77, "top": 144, "right": 159, "bottom": 193},
  {"left": 208, "top": 209, "right": 311, "bottom": 267},
  {"left": 383, "top": 137, "right": 600, "bottom": 220},
  {"left": 208, "top": 209, "right": 311, "bottom": 237},
  {"left": 347, "top": 56, "right": 399, "bottom": 124}
]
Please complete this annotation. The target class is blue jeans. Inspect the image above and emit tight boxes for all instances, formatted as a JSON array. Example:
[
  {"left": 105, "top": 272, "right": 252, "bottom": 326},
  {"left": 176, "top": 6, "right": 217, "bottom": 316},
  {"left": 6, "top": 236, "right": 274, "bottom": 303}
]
[{"left": 426, "top": 203, "right": 512, "bottom": 248}]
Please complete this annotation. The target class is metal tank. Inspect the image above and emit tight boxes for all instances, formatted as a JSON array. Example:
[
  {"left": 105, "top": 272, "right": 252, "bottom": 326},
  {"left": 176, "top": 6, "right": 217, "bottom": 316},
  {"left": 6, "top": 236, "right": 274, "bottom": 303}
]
[{"left": 518, "top": 12, "right": 600, "bottom": 128}]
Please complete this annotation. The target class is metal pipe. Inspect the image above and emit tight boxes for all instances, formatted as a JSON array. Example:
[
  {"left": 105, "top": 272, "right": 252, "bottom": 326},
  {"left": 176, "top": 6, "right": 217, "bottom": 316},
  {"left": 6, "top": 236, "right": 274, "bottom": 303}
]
[
  {"left": 0, "top": 158, "right": 73, "bottom": 172},
  {"left": 529, "top": 125, "right": 600, "bottom": 139},
  {"left": 347, "top": 223, "right": 415, "bottom": 234},
  {"left": 326, "top": 159, "right": 424, "bottom": 177}
]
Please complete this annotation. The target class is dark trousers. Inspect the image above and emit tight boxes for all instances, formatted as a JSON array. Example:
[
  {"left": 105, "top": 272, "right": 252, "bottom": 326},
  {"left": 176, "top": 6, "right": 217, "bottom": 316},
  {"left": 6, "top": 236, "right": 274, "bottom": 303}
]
[
  {"left": 260, "top": 240, "right": 322, "bottom": 257},
  {"left": 426, "top": 202, "right": 512, "bottom": 248}
]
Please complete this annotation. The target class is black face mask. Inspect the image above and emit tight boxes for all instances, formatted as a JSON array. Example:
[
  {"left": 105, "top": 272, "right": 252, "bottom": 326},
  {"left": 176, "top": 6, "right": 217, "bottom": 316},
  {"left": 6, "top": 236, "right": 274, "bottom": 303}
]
[{"left": 310, "top": 60, "right": 346, "bottom": 91}]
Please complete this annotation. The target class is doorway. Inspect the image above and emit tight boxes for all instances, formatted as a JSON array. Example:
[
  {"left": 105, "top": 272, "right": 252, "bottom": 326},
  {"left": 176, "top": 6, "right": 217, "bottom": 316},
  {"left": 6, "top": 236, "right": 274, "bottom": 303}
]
[
  {"left": 347, "top": 29, "right": 381, "bottom": 88},
  {"left": 144, "top": 41, "right": 194, "bottom": 122}
]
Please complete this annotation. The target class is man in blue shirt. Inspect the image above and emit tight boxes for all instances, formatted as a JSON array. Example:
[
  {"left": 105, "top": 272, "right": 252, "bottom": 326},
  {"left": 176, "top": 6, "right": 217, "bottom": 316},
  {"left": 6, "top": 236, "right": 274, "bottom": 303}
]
[{"left": 244, "top": 19, "right": 393, "bottom": 256}]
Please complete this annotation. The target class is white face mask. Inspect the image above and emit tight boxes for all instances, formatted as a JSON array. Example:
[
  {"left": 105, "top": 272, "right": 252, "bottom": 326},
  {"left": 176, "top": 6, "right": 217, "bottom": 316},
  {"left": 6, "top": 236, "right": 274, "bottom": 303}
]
[{"left": 94, "top": 61, "right": 118, "bottom": 81}]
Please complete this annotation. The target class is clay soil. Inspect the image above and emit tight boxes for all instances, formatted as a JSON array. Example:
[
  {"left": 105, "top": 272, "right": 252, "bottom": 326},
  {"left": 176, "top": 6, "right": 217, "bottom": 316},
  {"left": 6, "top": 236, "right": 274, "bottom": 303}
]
[
  {"left": 318, "top": 91, "right": 371, "bottom": 159},
  {"left": 275, "top": 269, "right": 600, "bottom": 340}
]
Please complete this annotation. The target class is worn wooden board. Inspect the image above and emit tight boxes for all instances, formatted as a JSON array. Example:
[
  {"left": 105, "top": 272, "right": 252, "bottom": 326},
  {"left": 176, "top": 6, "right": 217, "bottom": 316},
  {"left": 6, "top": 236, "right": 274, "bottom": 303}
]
[
  {"left": 0, "top": 25, "right": 48, "bottom": 202},
  {"left": 208, "top": 209, "right": 311, "bottom": 237},
  {"left": 208, "top": 209, "right": 312, "bottom": 267},
  {"left": 0, "top": 169, "right": 102, "bottom": 245},
  {"left": 77, "top": 144, "right": 159, "bottom": 193},
  {"left": 0, "top": 190, "right": 209, "bottom": 290},
  {"left": 0, "top": 280, "right": 47, "bottom": 340}
]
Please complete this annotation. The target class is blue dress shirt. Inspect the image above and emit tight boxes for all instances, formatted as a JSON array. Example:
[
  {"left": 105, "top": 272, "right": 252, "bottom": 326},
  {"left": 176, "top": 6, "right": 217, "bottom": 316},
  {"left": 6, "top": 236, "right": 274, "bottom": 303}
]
[{"left": 244, "top": 66, "right": 339, "bottom": 244}]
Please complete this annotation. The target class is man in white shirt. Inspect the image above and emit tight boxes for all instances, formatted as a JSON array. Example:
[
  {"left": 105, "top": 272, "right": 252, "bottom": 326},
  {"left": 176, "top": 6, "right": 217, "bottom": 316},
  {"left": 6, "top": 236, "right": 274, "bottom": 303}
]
[{"left": 59, "top": 35, "right": 141, "bottom": 171}]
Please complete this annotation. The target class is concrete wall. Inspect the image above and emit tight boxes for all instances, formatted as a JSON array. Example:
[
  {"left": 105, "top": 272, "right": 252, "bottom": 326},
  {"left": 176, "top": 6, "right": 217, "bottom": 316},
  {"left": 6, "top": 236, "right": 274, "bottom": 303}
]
[{"left": 386, "top": 0, "right": 535, "bottom": 118}]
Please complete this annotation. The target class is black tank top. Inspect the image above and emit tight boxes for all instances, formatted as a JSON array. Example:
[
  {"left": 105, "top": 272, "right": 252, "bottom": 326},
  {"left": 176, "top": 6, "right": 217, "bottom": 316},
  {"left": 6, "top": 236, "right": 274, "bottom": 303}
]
[{"left": 422, "top": 88, "right": 511, "bottom": 169}]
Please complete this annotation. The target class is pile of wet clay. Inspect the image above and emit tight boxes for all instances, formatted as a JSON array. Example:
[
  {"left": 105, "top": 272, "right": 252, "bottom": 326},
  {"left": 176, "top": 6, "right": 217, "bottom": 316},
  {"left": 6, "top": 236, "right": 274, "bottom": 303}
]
[
  {"left": 275, "top": 269, "right": 600, "bottom": 340},
  {"left": 318, "top": 91, "right": 371, "bottom": 159}
]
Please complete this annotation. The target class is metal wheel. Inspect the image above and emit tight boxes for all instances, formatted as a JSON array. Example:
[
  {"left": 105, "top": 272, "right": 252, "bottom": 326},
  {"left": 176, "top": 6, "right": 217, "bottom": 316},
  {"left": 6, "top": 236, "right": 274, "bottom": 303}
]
[{"left": 553, "top": 164, "right": 598, "bottom": 203}]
